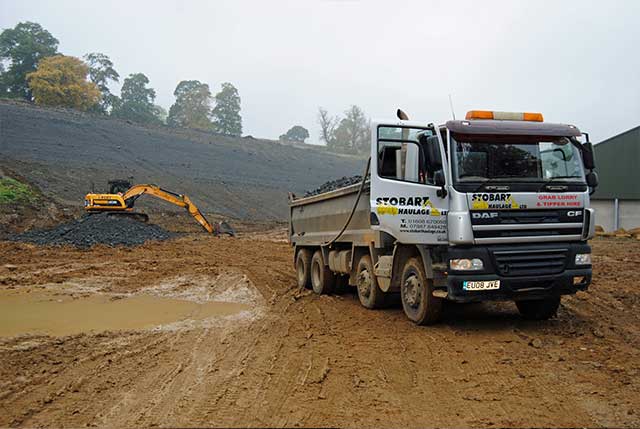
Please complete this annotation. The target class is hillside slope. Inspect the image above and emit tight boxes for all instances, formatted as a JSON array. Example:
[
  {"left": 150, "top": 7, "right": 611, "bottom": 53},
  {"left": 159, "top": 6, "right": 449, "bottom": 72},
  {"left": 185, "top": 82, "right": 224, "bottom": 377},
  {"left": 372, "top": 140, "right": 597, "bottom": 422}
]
[{"left": 0, "top": 101, "right": 363, "bottom": 219}]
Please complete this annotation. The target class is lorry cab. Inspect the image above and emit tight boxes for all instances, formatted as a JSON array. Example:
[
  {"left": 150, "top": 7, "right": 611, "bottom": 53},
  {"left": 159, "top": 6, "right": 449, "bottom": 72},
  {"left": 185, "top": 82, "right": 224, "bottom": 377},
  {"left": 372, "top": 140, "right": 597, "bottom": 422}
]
[{"left": 289, "top": 110, "right": 597, "bottom": 325}]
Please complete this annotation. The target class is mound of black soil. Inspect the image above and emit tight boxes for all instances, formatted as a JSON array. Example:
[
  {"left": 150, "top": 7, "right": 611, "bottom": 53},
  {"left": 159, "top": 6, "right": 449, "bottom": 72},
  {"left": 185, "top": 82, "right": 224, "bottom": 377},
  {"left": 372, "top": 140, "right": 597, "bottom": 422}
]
[
  {"left": 304, "top": 175, "right": 364, "bottom": 197},
  {"left": 9, "top": 213, "right": 175, "bottom": 248}
]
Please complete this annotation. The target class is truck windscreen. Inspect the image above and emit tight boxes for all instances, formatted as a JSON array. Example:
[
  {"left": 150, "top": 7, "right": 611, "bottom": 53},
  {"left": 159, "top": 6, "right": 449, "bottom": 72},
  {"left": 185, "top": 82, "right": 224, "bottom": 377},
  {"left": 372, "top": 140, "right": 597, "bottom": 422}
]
[{"left": 451, "top": 135, "right": 586, "bottom": 184}]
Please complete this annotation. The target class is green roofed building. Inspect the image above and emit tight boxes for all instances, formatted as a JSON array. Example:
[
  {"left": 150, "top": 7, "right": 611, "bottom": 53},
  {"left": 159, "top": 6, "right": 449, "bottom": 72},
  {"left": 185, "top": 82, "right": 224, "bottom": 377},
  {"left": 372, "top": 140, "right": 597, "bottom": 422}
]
[{"left": 591, "top": 125, "right": 640, "bottom": 231}]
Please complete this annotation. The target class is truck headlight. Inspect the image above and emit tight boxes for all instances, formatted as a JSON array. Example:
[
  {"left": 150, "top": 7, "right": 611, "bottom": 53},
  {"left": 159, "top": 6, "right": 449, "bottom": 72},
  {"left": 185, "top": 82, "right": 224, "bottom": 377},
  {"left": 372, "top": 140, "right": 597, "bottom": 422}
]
[
  {"left": 575, "top": 253, "right": 592, "bottom": 265},
  {"left": 450, "top": 258, "right": 484, "bottom": 271}
]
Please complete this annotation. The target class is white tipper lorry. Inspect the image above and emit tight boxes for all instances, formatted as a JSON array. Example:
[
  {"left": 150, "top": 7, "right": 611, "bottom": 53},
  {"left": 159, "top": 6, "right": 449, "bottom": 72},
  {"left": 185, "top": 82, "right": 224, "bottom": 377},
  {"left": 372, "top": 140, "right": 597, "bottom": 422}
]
[{"left": 288, "top": 109, "right": 598, "bottom": 325}]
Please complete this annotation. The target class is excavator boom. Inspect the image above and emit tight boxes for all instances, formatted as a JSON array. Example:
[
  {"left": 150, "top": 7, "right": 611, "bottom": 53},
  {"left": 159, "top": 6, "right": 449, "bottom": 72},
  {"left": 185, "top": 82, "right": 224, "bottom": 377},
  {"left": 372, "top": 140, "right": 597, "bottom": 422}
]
[{"left": 121, "top": 185, "right": 215, "bottom": 234}]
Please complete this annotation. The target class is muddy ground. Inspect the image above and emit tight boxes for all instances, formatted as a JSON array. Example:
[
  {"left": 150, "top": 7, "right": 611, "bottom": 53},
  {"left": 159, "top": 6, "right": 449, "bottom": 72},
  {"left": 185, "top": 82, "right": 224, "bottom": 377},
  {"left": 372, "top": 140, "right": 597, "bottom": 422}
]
[{"left": 1, "top": 232, "right": 639, "bottom": 428}]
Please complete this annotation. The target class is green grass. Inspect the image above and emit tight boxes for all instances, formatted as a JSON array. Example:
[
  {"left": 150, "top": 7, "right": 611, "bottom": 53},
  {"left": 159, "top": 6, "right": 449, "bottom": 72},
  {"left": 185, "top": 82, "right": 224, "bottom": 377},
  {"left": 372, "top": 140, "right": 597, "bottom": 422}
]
[{"left": 0, "top": 177, "right": 39, "bottom": 204}]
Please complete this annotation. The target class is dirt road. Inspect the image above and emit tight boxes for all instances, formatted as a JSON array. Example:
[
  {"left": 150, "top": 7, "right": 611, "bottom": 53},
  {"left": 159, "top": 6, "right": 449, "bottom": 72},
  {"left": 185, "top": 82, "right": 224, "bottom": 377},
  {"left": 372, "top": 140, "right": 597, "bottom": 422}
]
[{"left": 1, "top": 233, "right": 639, "bottom": 428}]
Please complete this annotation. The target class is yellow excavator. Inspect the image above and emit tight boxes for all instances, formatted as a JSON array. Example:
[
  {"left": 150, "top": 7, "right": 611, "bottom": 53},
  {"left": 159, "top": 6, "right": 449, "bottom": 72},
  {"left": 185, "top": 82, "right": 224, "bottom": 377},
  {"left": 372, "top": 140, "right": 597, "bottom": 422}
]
[{"left": 84, "top": 180, "right": 234, "bottom": 236}]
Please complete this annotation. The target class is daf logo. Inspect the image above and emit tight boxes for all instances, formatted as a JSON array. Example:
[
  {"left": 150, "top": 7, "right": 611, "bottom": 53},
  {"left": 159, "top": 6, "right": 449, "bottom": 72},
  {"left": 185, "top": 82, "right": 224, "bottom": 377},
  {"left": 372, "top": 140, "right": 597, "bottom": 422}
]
[
  {"left": 472, "top": 212, "right": 499, "bottom": 219},
  {"left": 567, "top": 210, "right": 582, "bottom": 217}
]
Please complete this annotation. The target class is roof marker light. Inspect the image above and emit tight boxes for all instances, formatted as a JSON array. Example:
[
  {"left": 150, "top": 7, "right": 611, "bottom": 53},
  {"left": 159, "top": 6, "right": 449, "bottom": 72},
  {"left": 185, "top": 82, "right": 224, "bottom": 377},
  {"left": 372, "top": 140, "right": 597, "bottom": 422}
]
[{"left": 465, "top": 110, "right": 544, "bottom": 122}]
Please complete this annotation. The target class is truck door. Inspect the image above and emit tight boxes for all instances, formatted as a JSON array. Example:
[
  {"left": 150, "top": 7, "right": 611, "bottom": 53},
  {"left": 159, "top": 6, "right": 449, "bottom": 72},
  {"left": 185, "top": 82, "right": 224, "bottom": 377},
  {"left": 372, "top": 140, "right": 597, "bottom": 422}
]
[{"left": 371, "top": 121, "right": 449, "bottom": 244}]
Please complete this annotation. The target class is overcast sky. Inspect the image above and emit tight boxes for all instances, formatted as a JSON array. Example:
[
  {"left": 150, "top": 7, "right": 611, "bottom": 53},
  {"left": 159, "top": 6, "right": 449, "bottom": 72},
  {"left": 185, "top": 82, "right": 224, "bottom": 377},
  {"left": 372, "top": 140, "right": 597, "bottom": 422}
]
[{"left": 2, "top": 0, "right": 639, "bottom": 143}]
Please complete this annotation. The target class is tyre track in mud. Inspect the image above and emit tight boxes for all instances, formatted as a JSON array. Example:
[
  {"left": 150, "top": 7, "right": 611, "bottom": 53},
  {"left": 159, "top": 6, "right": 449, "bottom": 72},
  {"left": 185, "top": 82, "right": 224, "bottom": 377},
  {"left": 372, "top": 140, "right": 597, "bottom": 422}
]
[{"left": 0, "top": 235, "right": 639, "bottom": 428}]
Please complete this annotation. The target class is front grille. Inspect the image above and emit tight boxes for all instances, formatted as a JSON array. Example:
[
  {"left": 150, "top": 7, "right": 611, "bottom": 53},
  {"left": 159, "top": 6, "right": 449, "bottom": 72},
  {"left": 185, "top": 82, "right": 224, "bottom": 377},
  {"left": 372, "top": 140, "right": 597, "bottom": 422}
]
[
  {"left": 492, "top": 248, "right": 568, "bottom": 277},
  {"left": 471, "top": 209, "right": 584, "bottom": 225},
  {"left": 474, "top": 227, "right": 583, "bottom": 239},
  {"left": 471, "top": 209, "right": 584, "bottom": 242}
]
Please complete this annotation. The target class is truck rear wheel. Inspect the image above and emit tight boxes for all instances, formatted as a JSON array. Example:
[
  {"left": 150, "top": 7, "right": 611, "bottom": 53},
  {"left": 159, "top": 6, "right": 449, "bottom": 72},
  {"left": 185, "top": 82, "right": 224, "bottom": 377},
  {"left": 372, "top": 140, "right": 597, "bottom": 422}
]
[
  {"left": 516, "top": 297, "right": 561, "bottom": 320},
  {"left": 296, "top": 248, "right": 312, "bottom": 289},
  {"left": 400, "top": 257, "right": 442, "bottom": 325},
  {"left": 311, "top": 250, "right": 335, "bottom": 295},
  {"left": 356, "top": 255, "right": 386, "bottom": 309}
]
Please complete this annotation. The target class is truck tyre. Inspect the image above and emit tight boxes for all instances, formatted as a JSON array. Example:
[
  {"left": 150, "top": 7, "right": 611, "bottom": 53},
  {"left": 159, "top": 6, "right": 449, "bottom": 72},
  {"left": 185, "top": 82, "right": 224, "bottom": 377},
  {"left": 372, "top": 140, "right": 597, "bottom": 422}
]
[
  {"left": 296, "top": 248, "right": 313, "bottom": 289},
  {"left": 311, "top": 250, "right": 335, "bottom": 295},
  {"left": 400, "top": 257, "right": 442, "bottom": 325},
  {"left": 356, "top": 255, "right": 386, "bottom": 309},
  {"left": 516, "top": 297, "right": 561, "bottom": 320}
]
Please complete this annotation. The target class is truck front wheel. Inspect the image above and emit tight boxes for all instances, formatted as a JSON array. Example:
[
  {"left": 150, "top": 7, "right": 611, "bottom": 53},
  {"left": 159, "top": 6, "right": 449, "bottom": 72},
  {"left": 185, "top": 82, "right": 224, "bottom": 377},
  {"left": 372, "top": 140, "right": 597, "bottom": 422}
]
[
  {"left": 296, "top": 248, "right": 312, "bottom": 289},
  {"left": 356, "top": 255, "right": 386, "bottom": 309},
  {"left": 311, "top": 250, "right": 335, "bottom": 295},
  {"left": 515, "top": 297, "right": 561, "bottom": 320},
  {"left": 400, "top": 257, "right": 442, "bottom": 325}
]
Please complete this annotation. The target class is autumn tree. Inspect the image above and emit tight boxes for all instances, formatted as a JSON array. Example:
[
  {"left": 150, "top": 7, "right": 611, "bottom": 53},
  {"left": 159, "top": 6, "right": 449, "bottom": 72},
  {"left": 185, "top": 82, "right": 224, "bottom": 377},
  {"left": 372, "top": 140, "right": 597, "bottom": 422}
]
[
  {"left": 26, "top": 55, "right": 100, "bottom": 110},
  {"left": 0, "top": 22, "right": 59, "bottom": 100},
  {"left": 83, "top": 52, "right": 119, "bottom": 113},
  {"left": 167, "top": 80, "right": 212, "bottom": 129},
  {"left": 111, "top": 73, "right": 161, "bottom": 124},
  {"left": 280, "top": 125, "right": 309, "bottom": 143},
  {"left": 211, "top": 82, "right": 242, "bottom": 136}
]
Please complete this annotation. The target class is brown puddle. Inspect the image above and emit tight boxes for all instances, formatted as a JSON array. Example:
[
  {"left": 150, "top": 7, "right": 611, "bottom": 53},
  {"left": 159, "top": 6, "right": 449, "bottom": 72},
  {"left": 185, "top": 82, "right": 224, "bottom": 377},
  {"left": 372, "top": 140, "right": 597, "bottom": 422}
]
[{"left": 0, "top": 289, "right": 250, "bottom": 337}]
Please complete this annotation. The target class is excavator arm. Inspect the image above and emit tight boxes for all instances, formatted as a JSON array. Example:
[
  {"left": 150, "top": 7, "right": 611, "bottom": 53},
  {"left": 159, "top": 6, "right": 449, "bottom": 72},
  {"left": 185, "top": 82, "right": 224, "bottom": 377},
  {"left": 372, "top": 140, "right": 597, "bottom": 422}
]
[{"left": 122, "top": 184, "right": 215, "bottom": 234}]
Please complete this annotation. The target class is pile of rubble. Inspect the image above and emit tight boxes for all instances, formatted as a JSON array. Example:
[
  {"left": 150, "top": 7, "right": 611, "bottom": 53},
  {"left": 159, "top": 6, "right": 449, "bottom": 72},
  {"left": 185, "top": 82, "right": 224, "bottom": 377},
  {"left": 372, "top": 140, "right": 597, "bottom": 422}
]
[
  {"left": 596, "top": 226, "right": 640, "bottom": 240},
  {"left": 303, "top": 175, "right": 364, "bottom": 198},
  {"left": 10, "top": 213, "right": 175, "bottom": 248}
]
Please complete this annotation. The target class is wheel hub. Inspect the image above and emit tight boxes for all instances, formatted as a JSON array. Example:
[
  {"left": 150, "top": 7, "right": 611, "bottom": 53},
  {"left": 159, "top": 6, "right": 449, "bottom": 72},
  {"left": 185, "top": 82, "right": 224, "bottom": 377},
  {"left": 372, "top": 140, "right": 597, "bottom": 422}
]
[
  {"left": 403, "top": 275, "right": 420, "bottom": 308},
  {"left": 358, "top": 270, "right": 371, "bottom": 298}
]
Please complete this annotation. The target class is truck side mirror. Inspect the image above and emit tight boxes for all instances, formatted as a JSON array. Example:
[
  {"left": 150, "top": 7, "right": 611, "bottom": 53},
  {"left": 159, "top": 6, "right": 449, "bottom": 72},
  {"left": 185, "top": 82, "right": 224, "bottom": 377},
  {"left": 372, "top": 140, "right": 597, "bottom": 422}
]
[
  {"left": 419, "top": 135, "right": 442, "bottom": 170},
  {"left": 582, "top": 142, "right": 596, "bottom": 170},
  {"left": 434, "top": 169, "right": 447, "bottom": 197},
  {"left": 586, "top": 171, "right": 599, "bottom": 188}
]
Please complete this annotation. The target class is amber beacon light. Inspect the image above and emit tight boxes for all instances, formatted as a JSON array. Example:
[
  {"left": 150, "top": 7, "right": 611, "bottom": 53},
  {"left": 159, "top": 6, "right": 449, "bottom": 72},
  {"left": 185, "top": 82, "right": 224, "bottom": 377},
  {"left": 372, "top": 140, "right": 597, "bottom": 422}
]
[{"left": 465, "top": 110, "right": 544, "bottom": 122}]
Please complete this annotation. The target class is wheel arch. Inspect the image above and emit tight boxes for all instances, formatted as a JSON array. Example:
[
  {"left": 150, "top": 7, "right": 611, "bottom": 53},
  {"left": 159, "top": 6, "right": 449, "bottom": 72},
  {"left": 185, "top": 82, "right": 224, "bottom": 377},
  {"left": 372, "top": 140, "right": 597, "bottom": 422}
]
[
  {"left": 390, "top": 244, "right": 435, "bottom": 290},
  {"left": 293, "top": 245, "right": 315, "bottom": 266},
  {"left": 348, "top": 245, "right": 370, "bottom": 285}
]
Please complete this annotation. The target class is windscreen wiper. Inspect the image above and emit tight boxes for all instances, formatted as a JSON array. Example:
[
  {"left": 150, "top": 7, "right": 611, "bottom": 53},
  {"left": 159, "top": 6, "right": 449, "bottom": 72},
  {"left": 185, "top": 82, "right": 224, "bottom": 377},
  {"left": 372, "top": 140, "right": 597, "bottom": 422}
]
[
  {"left": 470, "top": 176, "right": 523, "bottom": 193},
  {"left": 537, "top": 176, "right": 583, "bottom": 192}
]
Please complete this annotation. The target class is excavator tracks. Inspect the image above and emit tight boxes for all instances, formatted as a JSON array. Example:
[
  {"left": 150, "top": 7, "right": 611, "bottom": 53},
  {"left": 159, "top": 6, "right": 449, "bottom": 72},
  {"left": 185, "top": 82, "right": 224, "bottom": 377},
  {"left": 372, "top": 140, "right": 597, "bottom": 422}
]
[{"left": 105, "top": 211, "right": 150, "bottom": 223}]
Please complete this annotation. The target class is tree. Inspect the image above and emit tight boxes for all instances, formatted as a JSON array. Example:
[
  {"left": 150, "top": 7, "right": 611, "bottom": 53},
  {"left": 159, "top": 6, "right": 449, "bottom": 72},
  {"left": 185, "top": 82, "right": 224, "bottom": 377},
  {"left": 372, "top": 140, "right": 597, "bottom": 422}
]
[
  {"left": 153, "top": 104, "right": 168, "bottom": 124},
  {"left": 333, "top": 105, "right": 370, "bottom": 154},
  {"left": 318, "top": 105, "right": 370, "bottom": 154},
  {"left": 0, "top": 22, "right": 59, "bottom": 100},
  {"left": 280, "top": 125, "right": 309, "bottom": 143},
  {"left": 83, "top": 52, "right": 119, "bottom": 113},
  {"left": 318, "top": 107, "right": 337, "bottom": 148},
  {"left": 167, "top": 80, "right": 212, "bottom": 129},
  {"left": 26, "top": 55, "right": 100, "bottom": 110},
  {"left": 111, "top": 73, "right": 161, "bottom": 124},
  {"left": 211, "top": 82, "right": 242, "bottom": 136}
]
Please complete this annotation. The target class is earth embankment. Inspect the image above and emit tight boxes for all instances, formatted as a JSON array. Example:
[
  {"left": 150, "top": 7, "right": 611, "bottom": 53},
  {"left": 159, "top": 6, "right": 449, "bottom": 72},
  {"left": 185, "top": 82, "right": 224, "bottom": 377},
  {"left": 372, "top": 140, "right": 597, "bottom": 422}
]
[{"left": 0, "top": 101, "right": 362, "bottom": 220}]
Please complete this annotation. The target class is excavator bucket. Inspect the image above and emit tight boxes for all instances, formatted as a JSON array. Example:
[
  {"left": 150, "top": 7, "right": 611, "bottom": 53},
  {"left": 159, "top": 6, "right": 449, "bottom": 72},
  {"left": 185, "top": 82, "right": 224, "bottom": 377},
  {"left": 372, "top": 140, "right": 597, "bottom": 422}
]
[{"left": 215, "top": 220, "right": 236, "bottom": 237}]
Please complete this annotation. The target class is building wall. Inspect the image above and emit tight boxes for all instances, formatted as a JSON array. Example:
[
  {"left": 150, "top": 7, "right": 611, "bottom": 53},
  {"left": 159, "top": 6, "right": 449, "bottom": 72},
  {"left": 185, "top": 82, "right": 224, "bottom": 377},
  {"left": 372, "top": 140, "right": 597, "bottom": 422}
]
[
  {"left": 592, "top": 199, "right": 640, "bottom": 231},
  {"left": 592, "top": 126, "right": 640, "bottom": 200}
]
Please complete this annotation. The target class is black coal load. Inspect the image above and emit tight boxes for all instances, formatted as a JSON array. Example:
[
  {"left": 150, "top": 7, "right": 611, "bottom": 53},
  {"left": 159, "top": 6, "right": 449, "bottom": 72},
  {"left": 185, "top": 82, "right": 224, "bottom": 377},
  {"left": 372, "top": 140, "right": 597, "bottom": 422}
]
[
  {"left": 10, "top": 213, "right": 175, "bottom": 248},
  {"left": 304, "top": 175, "right": 363, "bottom": 197}
]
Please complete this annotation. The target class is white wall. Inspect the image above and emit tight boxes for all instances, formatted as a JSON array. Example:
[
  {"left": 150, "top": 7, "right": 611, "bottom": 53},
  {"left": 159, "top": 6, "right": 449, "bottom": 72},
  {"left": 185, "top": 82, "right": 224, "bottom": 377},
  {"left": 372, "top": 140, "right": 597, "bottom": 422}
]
[{"left": 592, "top": 199, "right": 640, "bottom": 231}]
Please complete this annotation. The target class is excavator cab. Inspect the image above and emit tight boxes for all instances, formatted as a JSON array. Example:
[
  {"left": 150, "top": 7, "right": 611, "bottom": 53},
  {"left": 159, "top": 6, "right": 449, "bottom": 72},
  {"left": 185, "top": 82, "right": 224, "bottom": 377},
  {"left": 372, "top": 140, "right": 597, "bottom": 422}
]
[{"left": 108, "top": 179, "right": 132, "bottom": 194}]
